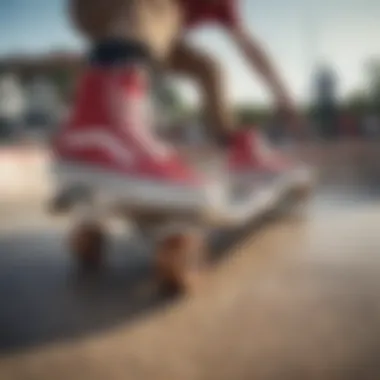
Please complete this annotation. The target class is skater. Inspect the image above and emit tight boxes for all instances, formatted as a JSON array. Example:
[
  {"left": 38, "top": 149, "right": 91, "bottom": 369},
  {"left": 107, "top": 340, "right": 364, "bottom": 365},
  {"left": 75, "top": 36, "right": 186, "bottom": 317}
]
[
  {"left": 52, "top": 0, "right": 313, "bottom": 293},
  {"left": 69, "top": 0, "right": 298, "bottom": 145},
  {"left": 52, "top": 0, "right": 311, "bottom": 217}
]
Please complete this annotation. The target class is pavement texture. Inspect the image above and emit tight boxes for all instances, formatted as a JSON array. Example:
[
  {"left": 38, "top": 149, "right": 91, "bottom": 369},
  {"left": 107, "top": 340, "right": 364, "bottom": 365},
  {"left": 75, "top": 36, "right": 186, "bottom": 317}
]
[{"left": 1, "top": 140, "right": 380, "bottom": 380}]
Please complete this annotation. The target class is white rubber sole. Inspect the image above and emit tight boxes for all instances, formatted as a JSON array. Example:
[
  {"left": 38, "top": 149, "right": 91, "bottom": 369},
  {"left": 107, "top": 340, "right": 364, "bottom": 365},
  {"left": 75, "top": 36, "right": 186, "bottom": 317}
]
[{"left": 51, "top": 161, "right": 313, "bottom": 226}]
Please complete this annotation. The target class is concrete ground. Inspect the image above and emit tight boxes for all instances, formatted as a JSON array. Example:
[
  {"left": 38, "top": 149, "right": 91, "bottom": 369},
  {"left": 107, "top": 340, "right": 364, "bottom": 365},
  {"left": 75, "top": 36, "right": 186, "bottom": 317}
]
[{"left": 1, "top": 141, "right": 380, "bottom": 380}]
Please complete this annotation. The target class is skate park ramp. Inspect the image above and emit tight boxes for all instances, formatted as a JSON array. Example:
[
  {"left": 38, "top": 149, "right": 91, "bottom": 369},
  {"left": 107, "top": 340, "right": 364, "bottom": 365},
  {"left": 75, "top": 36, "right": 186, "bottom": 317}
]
[{"left": 1, "top": 141, "right": 380, "bottom": 379}]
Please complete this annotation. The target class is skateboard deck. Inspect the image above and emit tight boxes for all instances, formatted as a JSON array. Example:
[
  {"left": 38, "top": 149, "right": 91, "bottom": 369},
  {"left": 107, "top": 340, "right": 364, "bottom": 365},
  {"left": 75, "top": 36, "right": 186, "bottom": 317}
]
[{"left": 49, "top": 145, "right": 315, "bottom": 294}]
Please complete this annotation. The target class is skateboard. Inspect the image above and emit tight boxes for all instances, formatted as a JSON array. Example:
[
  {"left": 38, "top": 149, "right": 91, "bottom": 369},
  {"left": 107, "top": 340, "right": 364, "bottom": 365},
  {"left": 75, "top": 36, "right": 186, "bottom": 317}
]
[{"left": 49, "top": 145, "right": 315, "bottom": 295}]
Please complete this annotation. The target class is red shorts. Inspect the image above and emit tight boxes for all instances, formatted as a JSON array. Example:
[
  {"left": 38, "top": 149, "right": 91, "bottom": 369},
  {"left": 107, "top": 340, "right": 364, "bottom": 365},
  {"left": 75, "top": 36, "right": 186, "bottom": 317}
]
[{"left": 179, "top": 0, "right": 240, "bottom": 29}]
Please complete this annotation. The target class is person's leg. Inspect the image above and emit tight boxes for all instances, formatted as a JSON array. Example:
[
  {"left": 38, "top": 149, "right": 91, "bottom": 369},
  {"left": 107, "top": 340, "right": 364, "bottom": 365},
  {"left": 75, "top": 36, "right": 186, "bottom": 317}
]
[
  {"left": 168, "top": 41, "right": 235, "bottom": 144},
  {"left": 69, "top": 0, "right": 182, "bottom": 61},
  {"left": 69, "top": 0, "right": 124, "bottom": 40}
]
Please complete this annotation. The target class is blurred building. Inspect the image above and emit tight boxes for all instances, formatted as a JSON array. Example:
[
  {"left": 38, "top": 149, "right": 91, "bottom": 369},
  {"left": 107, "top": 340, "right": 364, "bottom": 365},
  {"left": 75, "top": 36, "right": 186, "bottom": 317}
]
[
  {"left": 0, "top": 51, "right": 83, "bottom": 138},
  {"left": 26, "top": 76, "right": 63, "bottom": 128},
  {"left": 0, "top": 51, "right": 83, "bottom": 101},
  {"left": 367, "top": 60, "right": 380, "bottom": 113},
  {"left": 0, "top": 73, "right": 26, "bottom": 140}
]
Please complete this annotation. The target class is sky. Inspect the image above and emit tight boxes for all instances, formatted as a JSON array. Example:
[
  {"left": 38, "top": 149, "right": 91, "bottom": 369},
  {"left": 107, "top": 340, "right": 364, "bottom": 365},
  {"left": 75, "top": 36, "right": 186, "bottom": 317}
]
[{"left": 0, "top": 0, "right": 379, "bottom": 105}]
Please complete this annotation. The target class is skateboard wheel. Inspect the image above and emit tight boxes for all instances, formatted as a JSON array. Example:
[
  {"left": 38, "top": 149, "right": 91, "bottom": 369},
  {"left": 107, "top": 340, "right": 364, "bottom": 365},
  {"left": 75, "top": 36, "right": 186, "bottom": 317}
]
[
  {"left": 155, "top": 231, "right": 205, "bottom": 294},
  {"left": 49, "top": 193, "right": 71, "bottom": 214},
  {"left": 293, "top": 183, "right": 313, "bottom": 200},
  {"left": 285, "top": 182, "right": 314, "bottom": 218},
  {"left": 69, "top": 222, "right": 106, "bottom": 271}
]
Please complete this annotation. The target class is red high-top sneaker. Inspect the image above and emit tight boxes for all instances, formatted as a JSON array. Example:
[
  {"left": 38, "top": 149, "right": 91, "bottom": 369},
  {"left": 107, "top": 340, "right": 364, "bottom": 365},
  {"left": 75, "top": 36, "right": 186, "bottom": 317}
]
[
  {"left": 52, "top": 65, "right": 221, "bottom": 213},
  {"left": 228, "top": 129, "right": 313, "bottom": 192}
]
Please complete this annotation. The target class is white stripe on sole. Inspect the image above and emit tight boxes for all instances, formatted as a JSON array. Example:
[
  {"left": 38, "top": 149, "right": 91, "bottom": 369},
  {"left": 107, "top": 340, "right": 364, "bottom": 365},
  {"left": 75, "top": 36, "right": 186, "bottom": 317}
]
[{"left": 51, "top": 161, "right": 308, "bottom": 226}]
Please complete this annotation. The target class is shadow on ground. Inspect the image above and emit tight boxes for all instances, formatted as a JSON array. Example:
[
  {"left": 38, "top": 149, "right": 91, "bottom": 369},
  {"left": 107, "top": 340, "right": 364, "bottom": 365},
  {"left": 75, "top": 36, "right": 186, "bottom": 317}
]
[{"left": 0, "top": 209, "right": 278, "bottom": 354}]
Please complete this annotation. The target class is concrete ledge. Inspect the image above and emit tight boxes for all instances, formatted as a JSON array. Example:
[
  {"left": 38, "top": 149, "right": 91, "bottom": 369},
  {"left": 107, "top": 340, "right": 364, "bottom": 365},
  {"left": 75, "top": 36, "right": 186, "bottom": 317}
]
[{"left": 0, "top": 145, "right": 53, "bottom": 205}]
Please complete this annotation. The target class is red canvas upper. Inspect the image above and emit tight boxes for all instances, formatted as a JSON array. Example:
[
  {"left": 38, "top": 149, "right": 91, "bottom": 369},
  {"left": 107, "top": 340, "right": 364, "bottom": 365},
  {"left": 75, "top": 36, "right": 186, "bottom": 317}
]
[
  {"left": 53, "top": 66, "right": 202, "bottom": 185},
  {"left": 229, "top": 129, "right": 294, "bottom": 173}
]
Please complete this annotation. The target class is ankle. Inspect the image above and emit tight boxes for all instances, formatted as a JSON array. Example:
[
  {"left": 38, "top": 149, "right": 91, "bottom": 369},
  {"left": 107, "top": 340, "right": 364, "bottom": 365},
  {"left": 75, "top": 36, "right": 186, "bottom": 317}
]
[{"left": 89, "top": 38, "right": 154, "bottom": 67}]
